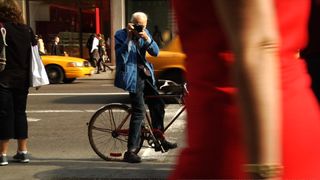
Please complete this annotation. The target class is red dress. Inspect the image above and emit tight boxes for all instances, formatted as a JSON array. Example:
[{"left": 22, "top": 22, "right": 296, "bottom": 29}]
[{"left": 171, "top": 0, "right": 320, "bottom": 179}]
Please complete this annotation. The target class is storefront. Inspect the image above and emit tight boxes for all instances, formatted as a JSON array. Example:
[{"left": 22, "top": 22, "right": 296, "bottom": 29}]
[
  {"left": 22, "top": 0, "right": 174, "bottom": 64},
  {"left": 125, "top": 0, "right": 175, "bottom": 48},
  {"left": 24, "top": 0, "right": 110, "bottom": 59}
]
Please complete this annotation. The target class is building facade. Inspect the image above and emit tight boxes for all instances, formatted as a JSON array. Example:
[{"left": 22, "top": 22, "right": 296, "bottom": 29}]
[{"left": 18, "top": 0, "right": 175, "bottom": 64}]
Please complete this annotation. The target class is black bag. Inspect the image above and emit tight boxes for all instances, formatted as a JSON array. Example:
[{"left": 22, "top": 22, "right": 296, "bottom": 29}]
[
  {"left": 0, "top": 22, "right": 7, "bottom": 72},
  {"left": 86, "top": 34, "right": 94, "bottom": 49}
]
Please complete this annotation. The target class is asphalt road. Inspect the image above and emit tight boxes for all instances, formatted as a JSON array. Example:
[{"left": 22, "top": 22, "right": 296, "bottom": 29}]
[{"left": 1, "top": 74, "right": 187, "bottom": 180}]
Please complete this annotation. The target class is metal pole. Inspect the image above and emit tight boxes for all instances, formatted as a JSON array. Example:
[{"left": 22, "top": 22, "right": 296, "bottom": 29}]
[{"left": 78, "top": 0, "right": 83, "bottom": 58}]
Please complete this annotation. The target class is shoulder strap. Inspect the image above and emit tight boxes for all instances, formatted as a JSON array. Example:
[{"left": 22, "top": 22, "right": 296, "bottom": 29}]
[
  {"left": 28, "top": 26, "right": 37, "bottom": 46},
  {"left": 0, "top": 23, "right": 7, "bottom": 46},
  {"left": 0, "top": 22, "right": 7, "bottom": 71}
]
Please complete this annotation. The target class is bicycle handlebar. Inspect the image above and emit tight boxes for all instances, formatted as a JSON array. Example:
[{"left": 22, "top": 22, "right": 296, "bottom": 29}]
[{"left": 158, "top": 79, "right": 188, "bottom": 96}]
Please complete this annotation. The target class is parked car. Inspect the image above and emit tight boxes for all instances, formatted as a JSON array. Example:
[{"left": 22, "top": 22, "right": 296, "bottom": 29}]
[
  {"left": 146, "top": 36, "right": 186, "bottom": 84},
  {"left": 41, "top": 55, "right": 94, "bottom": 84}
]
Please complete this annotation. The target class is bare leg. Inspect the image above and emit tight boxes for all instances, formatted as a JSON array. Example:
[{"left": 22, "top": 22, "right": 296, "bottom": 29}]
[
  {"left": 0, "top": 140, "right": 10, "bottom": 154},
  {"left": 17, "top": 139, "right": 27, "bottom": 152}
]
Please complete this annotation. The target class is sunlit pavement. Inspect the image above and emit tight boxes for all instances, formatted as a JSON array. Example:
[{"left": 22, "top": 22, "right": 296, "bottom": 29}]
[
  {"left": 78, "top": 66, "right": 115, "bottom": 80},
  {"left": 1, "top": 72, "right": 187, "bottom": 179}
]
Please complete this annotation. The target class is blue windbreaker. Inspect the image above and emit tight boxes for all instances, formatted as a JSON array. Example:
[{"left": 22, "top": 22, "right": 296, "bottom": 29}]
[{"left": 114, "top": 28, "right": 159, "bottom": 93}]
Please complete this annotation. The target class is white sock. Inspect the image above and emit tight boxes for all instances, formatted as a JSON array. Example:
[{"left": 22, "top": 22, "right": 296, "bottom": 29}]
[{"left": 18, "top": 151, "right": 27, "bottom": 154}]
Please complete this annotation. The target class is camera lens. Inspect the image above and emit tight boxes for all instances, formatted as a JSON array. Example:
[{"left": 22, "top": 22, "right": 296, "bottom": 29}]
[{"left": 134, "top": 25, "right": 143, "bottom": 32}]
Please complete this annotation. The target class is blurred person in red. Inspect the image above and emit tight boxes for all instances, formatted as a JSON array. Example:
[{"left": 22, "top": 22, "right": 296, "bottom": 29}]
[{"left": 171, "top": 0, "right": 320, "bottom": 179}]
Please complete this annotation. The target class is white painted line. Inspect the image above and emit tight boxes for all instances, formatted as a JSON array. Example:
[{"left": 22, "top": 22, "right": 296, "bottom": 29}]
[
  {"left": 27, "top": 117, "right": 41, "bottom": 122},
  {"left": 28, "top": 92, "right": 128, "bottom": 96},
  {"left": 27, "top": 110, "right": 85, "bottom": 113},
  {"left": 141, "top": 114, "right": 186, "bottom": 160},
  {"left": 141, "top": 148, "right": 166, "bottom": 161}
]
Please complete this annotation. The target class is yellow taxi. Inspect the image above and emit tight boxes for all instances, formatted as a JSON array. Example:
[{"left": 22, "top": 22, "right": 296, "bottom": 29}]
[
  {"left": 146, "top": 36, "right": 186, "bottom": 83},
  {"left": 41, "top": 55, "right": 94, "bottom": 84}
]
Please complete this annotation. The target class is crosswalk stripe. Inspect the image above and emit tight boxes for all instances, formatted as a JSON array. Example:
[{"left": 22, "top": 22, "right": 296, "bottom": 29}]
[{"left": 27, "top": 117, "right": 41, "bottom": 122}]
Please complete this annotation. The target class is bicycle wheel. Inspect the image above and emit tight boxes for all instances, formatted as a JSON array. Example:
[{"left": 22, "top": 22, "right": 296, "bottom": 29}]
[{"left": 88, "top": 103, "right": 132, "bottom": 161}]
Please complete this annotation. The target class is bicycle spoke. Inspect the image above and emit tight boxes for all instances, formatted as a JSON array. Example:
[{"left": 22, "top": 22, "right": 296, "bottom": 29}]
[
  {"left": 88, "top": 86, "right": 188, "bottom": 161},
  {"left": 90, "top": 126, "right": 113, "bottom": 133},
  {"left": 88, "top": 104, "right": 132, "bottom": 161}
]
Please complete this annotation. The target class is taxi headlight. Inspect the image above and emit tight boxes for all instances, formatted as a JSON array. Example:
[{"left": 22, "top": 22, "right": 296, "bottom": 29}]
[{"left": 67, "top": 62, "right": 83, "bottom": 67}]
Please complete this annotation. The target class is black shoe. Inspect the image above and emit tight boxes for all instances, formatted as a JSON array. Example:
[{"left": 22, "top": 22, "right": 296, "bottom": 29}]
[
  {"left": 13, "top": 152, "right": 30, "bottom": 163},
  {"left": 0, "top": 155, "right": 8, "bottom": 166},
  {"left": 123, "top": 151, "right": 141, "bottom": 163},
  {"left": 155, "top": 140, "right": 178, "bottom": 152}
]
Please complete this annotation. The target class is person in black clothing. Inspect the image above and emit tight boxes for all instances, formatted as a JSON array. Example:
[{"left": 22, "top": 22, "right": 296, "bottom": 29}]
[
  {"left": 152, "top": 25, "right": 164, "bottom": 48},
  {"left": 50, "top": 36, "right": 64, "bottom": 56},
  {"left": 96, "top": 33, "right": 104, "bottom": 73},
  {"left": 300, "top": 0, "right": 320, "bottom": 103},
  {"left": 86, "top": 34, "right": 95, "bottom": 67},
  {"left": 0, "top": 0, "right": 35, "bottom": 166}
]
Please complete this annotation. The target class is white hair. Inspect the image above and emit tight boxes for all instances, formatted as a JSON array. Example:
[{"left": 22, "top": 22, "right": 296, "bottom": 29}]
[{"left": 131, "top": 12, "right": 148, "bottom": 22}]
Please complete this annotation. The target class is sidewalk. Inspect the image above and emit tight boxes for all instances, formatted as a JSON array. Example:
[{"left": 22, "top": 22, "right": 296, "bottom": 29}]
[
  {"left": 0, "top": 119, "right": 185, "bottom": 180},
  {"left": 79, "top": 66, "right": 115, "bottom": 80},
  {"left": 0, "top": 158, "right": 175, "bottom": 179},
  {"left": 1, "top": 128, "right": 183, "bottom": 180}
]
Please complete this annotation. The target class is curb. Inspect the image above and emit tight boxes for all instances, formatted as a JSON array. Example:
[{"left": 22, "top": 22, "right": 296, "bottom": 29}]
[{"left": 79, "top": 70, "right": 115, "bottom": 80}]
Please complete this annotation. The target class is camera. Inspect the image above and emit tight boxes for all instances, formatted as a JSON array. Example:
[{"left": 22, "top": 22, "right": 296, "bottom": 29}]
[{"left": 133, "top": 24, "right": 143, "bottom": 32}]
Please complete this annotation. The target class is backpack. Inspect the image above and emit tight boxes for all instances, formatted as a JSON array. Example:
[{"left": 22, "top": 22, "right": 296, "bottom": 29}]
[
  {"left": 0, "top": 22, "right": 7, "bottom": 72},
  {"left": 86, "top": 34, "right": 94, "bottom": 49}
]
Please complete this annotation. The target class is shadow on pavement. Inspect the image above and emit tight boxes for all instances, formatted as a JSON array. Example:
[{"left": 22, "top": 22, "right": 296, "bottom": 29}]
[
  {"left": 30, "top": 158, "right": 173, "bottom": 179},
  {"left": 53, "top": 95, "right": 131, "bottom": 104}
]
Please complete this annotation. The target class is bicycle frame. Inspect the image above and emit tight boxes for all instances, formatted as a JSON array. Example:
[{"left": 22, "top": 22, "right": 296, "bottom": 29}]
[
  {"left": 109, "top": 94, "right": 186, "bottom": 143},
  {"left": 87, "top": 82, "right": 188, "bottom": 160},
  {"left": 144, "top": 94, "right": 186, "bottom": 133}
]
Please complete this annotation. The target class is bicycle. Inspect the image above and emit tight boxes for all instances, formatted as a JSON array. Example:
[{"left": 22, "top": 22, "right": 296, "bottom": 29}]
[{"left": 87, "top": 80, "right": 187, "bottom": 161}]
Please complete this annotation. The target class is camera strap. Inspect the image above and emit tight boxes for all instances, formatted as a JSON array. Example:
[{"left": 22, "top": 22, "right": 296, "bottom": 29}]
[{"left": 135, "top": 42, "right": 151, "bottom": 77}]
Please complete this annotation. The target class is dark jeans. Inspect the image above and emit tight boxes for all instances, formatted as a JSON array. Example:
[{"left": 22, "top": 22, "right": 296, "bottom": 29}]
[
  {"left": 128, "top": 71, "right": 165, "bottom": 151},
  {"left": 0, "top": 86, "right": 29, "bottom": 140},
  {"left": 88, "top": 50, "right": 96, "bottom": 68},
  {"left": 96, "top": 57, "right": 104, "bottom": 72}
]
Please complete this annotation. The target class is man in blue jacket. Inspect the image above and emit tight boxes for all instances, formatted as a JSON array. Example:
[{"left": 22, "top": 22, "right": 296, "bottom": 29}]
[{"left": 114, "top": 12, "right": 177, "bottom": 163}]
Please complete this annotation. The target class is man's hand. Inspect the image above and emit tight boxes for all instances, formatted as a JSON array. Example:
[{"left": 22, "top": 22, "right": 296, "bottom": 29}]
[
  {"left": 128, "top": 23, "right": 150, "bottom": 41},
  {"left": 127, "top": 23, "right": 134, "bottom": 40},
  {"left": 137, "top": 31, "right": 150, "bottom": 41}
]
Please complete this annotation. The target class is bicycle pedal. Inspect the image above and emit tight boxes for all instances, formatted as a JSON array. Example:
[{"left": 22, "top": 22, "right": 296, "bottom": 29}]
[
  {"left": 154, "top": 145, "right": 167, "bottom": 153},
  {"left": 154, "top": 140, "right": 167, "bottom": 153}
]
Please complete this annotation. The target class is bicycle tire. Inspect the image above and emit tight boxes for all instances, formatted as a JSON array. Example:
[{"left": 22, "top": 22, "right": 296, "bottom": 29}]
[{"left": 88, "top": 103, "right": 141, "bottom": 161}]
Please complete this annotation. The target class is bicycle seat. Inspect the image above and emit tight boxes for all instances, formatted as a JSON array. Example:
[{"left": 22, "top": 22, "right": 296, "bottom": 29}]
[{"left": 158, "top": 79, "right": 183, "bottom": 95}]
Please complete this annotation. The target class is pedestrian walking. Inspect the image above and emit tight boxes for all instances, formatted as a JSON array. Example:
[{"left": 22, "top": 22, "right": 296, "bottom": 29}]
[
  {"left": 50, "top": 36, "right": 64, "bottom": 56},
  {"left": 97, "top": 34, "right": 113, "bottom": 73},
  {"left": 91, "top": 34, "right": 100, "bottom": 71},
  {"left": 86, "top": 34, "right": 96, "bottom": 67},
  {"left": 36, "top": 34, "right": 46, "bottom": 55}
]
